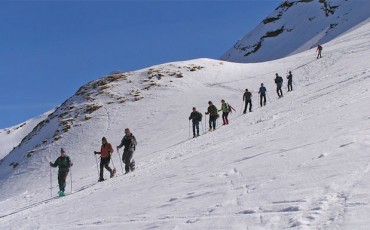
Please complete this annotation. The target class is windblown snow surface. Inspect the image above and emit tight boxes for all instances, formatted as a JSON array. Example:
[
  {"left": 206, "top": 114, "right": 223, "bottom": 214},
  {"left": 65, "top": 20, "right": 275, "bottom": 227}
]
[{"left": 0, "top": 19, "right": 370, "bottom": 230}]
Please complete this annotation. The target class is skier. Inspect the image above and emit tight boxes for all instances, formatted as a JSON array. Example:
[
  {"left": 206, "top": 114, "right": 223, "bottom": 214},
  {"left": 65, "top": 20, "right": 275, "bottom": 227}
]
[
  {"left": 243, "top": 88, "right": 252, "bottom": 113},
  {"left": 117, "top": 128, "right": 137, "bottom": 174},
  {"left": 218, "top": 99, "right": 230, "bottom": 125},
  {"left": 287, "top": 71, "right": 293, "bottom": 92},
  {"left": 274, "top": 73, "right": 284, "bottom": 98},
  {"left": 205, "top": 101, "right": 218, "bottom": 131},
  {"left": 189, "top": 107, "right": 202, "bottom": 138},
  {"left": 50, "top": 148, "right": 73, "bottom": 197},
  {"left": 316, "top": 44, "right": 323, "bottom": 59},
  {"left": 258, "top": 83, "right": 267, "bottom": 107},
  {"left": 94, "top": 137, "right": 115, "bottom": 182}
]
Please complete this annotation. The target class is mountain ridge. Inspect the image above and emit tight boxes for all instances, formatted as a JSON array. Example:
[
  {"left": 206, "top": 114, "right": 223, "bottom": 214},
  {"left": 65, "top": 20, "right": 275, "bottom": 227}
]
[{"left": 221, "top": 0, "right": 370, "bottom": 63}]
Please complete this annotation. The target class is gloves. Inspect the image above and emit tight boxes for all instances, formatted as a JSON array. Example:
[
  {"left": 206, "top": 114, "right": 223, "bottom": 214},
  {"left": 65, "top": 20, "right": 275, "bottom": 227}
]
[
  {"left": 94, "top": 151, "right": 97, "bottom": 155},
  {"left": 49, "top": 162, "right": 53, "bottom": 167}
]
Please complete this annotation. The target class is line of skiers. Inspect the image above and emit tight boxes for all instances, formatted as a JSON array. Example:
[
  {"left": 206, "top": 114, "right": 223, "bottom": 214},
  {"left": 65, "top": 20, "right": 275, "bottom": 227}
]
[
  {"left": 189, "top": 71, "right": 294, "bottom": 138},
  {"left": 50, "top": 128, "right": 137, "bottom": 196},
  {"left": 50, "top": 70, "right": 296, "bottom": 195},
  {"left": 189, "top": 99, "right": 237, "bottom": 138}
]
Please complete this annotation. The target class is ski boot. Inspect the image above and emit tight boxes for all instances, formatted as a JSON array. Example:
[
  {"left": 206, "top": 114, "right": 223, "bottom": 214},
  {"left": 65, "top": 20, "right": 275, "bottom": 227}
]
[{"left": 130, "top": 160, "right": 135, "bottom": 172}]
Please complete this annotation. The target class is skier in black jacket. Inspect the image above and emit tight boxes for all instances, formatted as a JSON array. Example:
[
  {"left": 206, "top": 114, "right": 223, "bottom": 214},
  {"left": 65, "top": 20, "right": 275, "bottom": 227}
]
[
  {"left": 189, "top": 107, "right": 202, "bottom": 138},
  {"left": 50, "top": 148, "right": 73, "bottom": 197},
  {"left": 287, "top": 71, "right": 293, "bottom": 92},
  {"left": 243, "top": 88, "right": 252, "bottom": 113},
  {"left": 117, "top": 128, "right": 137, "bottom": 174},
  {"left": 274, "top": 73, "right": 284, "bottom": 98}
]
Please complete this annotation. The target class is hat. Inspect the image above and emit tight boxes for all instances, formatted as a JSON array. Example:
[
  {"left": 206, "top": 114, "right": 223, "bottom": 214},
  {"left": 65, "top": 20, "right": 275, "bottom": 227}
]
[
  {"left": 60, "top": 148, "right": 65, "bottom": 153},
  {"left": 102, "top": 137, "right": 107, "bottom": 142},
  {"left": 208, "top": 101, "right": 212, "bottom": 104}
]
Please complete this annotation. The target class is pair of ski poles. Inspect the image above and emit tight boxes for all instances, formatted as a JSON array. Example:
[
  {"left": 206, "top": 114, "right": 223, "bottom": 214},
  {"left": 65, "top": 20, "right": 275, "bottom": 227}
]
[{"left": 94, "top": 149, "right": 124, "bottom": 176}]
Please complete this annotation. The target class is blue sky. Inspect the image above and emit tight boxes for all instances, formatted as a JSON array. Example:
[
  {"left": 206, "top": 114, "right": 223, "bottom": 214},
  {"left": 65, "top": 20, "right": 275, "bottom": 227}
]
[{"left": 0, "top": 1, "right": 278, "bottom": 128}]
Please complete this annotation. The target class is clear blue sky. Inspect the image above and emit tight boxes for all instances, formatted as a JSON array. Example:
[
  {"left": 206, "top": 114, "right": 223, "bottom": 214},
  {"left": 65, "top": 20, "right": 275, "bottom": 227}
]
[{"left": 0, "top": 1, "right": 278, "bottom": 128}]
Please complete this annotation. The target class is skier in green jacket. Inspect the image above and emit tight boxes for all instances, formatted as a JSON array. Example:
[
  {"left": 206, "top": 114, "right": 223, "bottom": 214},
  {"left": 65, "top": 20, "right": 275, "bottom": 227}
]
[
  {"left": 218, "top": 99, "right": 229, "bottom": 125},
  {"left": 50, "top": 148, "right": 73, "bottom": 196},
  {"left": 205, "top": 101, "right": 218, "bottom": 131}
]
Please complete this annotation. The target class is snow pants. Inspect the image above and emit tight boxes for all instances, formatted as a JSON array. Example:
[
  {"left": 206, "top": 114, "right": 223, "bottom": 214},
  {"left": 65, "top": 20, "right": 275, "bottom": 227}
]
[
  {"left": 58, "top": 171, "right": 68, "bottom": 192},
  {"left": 209, "top": 116, "right": 217, "bottom": 130},
  {"left": 192, "top": 121, "right": 200, "bottom": 136},
  {"left": 122, "top": 149, "right": 134, "bottom": 173},
  {"left": 287, "top": 80, "right": 293, "bottom": 91},
  {"left": 222, "top": 112, "right": 229, "bottom": 125},
  {"left": 100, "top": 157, "right": 113, "bottom": 180},
  {"left": 260, "top": 94, "right": 266, "bottom": 107},
  {"left": 243, "top": 100, "right": 252, "bottom": 113}
]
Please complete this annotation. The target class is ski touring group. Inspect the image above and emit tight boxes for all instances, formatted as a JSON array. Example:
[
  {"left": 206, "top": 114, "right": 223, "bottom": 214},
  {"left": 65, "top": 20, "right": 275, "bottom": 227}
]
[
  {"left": 50, "top": 128, "right": 137, "bottom": 197},
  {"left": 49, "top": 46, "right": 320, "bottom": 197},
  {"left": 189, "top": 69, "right": 297, "bottom": 138}
]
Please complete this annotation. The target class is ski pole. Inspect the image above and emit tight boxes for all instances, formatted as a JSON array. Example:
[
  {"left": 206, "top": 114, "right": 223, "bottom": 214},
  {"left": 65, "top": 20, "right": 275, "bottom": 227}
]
[
  {"left": 70, "top": 168, "right": 73, "bottom": 193},
  {"left": 200, "top": 121, "right": 204, "bottom": 134},
  {"left": 50, "top": 165, "right": 52, "bottom": 198},
  {"left": 110, "top": 157, "right": 116, "bottom": 169},
  {"left": 117, "top": 149, "right": 124, "bottom": 174},
  {"left": 205, "top": 113, "right": 207, "bottom": 133},
  {"left": 188, "top": 120, "right": 191, "bottom": 138},
  {"left": 95, "top": 154, "right": 99, "bottom": 178}
]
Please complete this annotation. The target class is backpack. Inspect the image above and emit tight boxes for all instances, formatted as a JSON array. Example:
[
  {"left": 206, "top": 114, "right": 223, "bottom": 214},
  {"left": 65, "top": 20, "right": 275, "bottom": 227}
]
[
  {"left": 196, "top": 112, "right": 202, "bottom": 121},
  {"left": 227, "top": 104, "right": 232, "bottom": 113}
]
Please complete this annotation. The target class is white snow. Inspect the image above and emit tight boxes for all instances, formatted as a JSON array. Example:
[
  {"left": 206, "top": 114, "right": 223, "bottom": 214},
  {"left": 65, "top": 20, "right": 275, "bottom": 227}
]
[
  {"left": 1, "top": 14, "right": 370, "bottom": 230},
  {"left": 221, "top": 0, "right": 370, "bottom": 63},
  {"left": 0, "top": 111, "right": 51, "bottom": 160}
]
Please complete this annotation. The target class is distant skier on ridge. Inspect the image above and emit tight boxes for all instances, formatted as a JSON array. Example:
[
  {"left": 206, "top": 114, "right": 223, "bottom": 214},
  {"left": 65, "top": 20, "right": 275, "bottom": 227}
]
[
  {"left": 50, "top": 148, "right": 73, "bottom": 197},
  {"left": 316, "top": 44, "right": 323, "bottom": 59}
]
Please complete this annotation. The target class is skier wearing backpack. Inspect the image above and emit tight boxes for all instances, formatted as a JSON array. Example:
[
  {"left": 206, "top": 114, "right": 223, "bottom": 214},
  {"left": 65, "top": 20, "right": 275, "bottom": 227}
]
[
  {"left": 94, "top": 137, "right": 115, "bottom": 182},
  {"left": 218, "top": 99, "right": 229, "bottom": 125},
  {"left": 258, "top": 83, "right": 267, "bottom": 107},
  {"left": 49, "top": 148, "right": 73, "bottom": 196},
  {"left": 117, "top": 128, "right": 137, "bottom": 174},
  {"left": 287, "top": 71, "right": 293, "bottom": 92},
  {"left": 316, "top": 44, "right": 322, "bottom": 59},
  {"left": 205, "top": 101, "right": 218, "bottom": 131},
  {"left": 189, "top": 107, "right": 202, "bottom": 138},
  {"left": 274, "top": 73, "right": 284, "bottom": 98},
  {"left": 243, "top": 88, "right": 252, "bottom": 113}
]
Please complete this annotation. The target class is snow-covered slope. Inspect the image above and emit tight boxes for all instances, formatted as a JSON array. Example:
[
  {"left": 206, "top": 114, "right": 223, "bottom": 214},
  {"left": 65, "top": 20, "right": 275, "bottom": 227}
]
[
  {"left": 221, "top": 0, "right": 370, "bottom": 63},
  {"left": 0, "top": 111, "right": 50, "bottom": 161},
  {"left": 1, "top": 18, "right": 370, "bottom": 230}
]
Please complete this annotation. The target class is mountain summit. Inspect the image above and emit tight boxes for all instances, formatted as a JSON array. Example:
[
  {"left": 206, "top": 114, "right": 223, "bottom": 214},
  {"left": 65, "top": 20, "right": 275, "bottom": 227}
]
[{"left": 221, "top": 0, "right": 370, "bottom": 63}]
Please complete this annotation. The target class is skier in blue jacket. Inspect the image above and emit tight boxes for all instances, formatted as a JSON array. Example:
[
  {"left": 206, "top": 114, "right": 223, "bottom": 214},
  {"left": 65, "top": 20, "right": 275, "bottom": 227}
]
[{"left": 258, "top": 83, "right": 267, "bottom": 107}]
